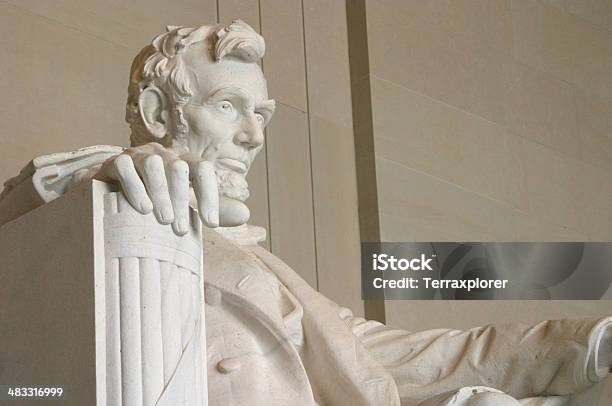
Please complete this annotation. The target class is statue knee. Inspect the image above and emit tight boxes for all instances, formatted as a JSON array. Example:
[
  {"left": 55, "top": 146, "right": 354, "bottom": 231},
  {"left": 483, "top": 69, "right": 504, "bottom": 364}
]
[{"left": 465, "top": 392, "right": 520, "bottom": 406}]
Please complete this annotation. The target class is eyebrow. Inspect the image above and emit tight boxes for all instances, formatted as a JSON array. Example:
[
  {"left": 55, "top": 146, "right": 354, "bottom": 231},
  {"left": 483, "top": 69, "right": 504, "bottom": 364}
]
[
  {"left": 255, "top": 99, "right": 276, "bottom": 114},
  {"left": 207, "top": 86, "right": 275, "bottom": 113},
  {"left": 208, "top": 86, "right": 251, "bottom": 102},
  {"left": 204, "top": 86, "right": 253, "bottom": 105}
]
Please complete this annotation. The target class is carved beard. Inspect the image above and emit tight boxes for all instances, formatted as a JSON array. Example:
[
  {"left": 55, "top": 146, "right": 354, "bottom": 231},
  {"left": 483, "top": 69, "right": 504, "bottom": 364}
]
[{"left": 216, "top": 167, "right": 250, "bottom": 202}]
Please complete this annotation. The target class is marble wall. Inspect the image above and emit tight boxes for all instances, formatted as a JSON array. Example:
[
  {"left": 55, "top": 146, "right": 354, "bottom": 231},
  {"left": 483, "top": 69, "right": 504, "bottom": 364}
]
[
  {"left": 361, "top": 0, "right": 612, "bottom": 309},
  {"left": 360, "top": 1, "right": 612, "bottom": 401},
  {"left": 365, "top": 0, "right": 612, "bottom": 244}
]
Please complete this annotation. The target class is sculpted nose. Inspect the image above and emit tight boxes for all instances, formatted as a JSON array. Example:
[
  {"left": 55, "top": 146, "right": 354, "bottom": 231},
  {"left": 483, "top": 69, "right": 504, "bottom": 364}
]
[{"left": 236, "top": 115, "right": 264, "bottom": 150}]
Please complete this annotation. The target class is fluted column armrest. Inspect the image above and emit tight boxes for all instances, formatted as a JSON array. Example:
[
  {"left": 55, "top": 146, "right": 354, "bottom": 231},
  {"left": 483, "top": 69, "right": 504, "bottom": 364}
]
[{"left": 0, "top": 180, "right": 207, "bottom": 406}]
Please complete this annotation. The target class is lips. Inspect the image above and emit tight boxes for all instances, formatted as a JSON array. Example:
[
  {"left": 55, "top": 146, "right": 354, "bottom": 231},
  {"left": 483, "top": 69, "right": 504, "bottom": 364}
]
[{"left": 217, "top": 157, "right": 248, "bottom": 174}]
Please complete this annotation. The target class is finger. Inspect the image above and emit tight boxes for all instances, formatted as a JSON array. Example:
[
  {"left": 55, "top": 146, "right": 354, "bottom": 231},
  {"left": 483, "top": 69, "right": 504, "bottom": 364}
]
[
  {"left": 137, "top": 154, "right": 174, "bottom": 224},
  {"left": 191, "top": 161, "right": 219, "bottom": 228},
  {"left": 112, "top": 154, "right": 153, "bottom": 214},
  {"left": 168, "top": 160, "right": 190, "bottom": 235}
]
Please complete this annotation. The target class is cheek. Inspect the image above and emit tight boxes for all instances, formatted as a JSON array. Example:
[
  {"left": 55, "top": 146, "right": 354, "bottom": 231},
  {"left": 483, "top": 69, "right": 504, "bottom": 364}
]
[
  {"left": 183, "top": 108, "right": 235, "bottom": 152},
  {"left": 183, "top": 109, "right": 213, "bottom": 138}
]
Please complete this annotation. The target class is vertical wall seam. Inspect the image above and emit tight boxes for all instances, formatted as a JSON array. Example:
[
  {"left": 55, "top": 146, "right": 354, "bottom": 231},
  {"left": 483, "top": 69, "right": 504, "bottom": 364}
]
[
  {"left": 300, "top": 0, "right": 320, "bottom": 291},
  {"left": 345, "top": 0, "right": 385, "bottom": 322},
  {"left": 258, "top": 0, "right": 273, "bottom": 251}
]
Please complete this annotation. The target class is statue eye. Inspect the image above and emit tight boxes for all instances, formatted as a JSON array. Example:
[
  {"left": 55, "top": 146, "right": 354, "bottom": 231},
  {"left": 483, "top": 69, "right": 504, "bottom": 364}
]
[
  {"left": 218, "top": 100, "right": 234, "bottom": 114},
  {"left": 255, "top": 113, "right": 265, "bottom": 125}
]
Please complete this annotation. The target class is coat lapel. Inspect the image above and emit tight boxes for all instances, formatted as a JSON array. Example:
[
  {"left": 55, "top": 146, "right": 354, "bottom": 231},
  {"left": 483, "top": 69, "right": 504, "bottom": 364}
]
[
  {"left": 202, "top": 228, "right": 288, "bottom": 335},
  {"left": 202, "top": 229, "right": 316, "bottom": 405},
  {"left": 249, "top": 244, "right": 401, "bottom": 406}
]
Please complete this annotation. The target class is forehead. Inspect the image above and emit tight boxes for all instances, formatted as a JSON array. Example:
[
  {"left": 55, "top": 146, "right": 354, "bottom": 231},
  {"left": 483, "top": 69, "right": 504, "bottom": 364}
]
[{"left": 183, "top": 49, "right": 268, "bottom": 103}]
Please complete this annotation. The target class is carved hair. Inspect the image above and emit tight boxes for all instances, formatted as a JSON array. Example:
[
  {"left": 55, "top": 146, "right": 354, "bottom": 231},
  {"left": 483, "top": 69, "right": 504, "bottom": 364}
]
[{"left": 126, "top": 20, "right": 265, "bottom": 146}]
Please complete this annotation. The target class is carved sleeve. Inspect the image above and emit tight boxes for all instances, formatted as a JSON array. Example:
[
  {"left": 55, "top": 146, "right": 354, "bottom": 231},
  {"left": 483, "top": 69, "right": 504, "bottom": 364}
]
[
  {"left": 0, "top": 145, "right": 123, "bottom": 226},
  {"left": 1, "top": 145, "right": 124, "bottom": 203},
  {"left": 343, "top": 312, "right": 612, "bottom": 402}
]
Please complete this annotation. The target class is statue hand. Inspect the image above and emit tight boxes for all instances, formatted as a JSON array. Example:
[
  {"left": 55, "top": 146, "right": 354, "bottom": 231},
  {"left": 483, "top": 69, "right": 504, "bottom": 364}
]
[{"left": 95, "top": 142, "right": 219, "bottom": 235}]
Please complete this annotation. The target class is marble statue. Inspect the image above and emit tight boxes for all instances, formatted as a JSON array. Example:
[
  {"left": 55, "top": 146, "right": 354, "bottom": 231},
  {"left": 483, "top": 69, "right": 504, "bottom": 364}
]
[{"left": 1, "top": 19, "right": 612, "bottom": 406}]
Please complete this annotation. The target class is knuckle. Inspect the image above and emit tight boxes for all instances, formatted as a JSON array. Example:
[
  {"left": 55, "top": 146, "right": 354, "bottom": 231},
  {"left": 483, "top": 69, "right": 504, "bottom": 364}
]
[
  {"left": 113, "top": 154, "right": 133, "bottom": 172},
  {"left": 143, "top": 154, "right": 163, "bottom": 171},
  {"left": 147, "top": 141, "right": 164, "bottom": 150},
  {"left": 171, "top": 159, "right": 189, "bottom": 175}
]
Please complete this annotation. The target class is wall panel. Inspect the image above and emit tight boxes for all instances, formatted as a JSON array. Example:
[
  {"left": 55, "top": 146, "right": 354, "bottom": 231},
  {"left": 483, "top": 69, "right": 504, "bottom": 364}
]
[
  {"left": 265, "top": 103, "right": 318, "bottom": 288},
  {"left": 303, "top": 0, "right": 363, "bottom": 314}
]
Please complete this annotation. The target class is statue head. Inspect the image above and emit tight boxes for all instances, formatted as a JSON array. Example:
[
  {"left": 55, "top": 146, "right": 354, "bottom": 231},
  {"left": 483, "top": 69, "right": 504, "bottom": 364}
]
[{"left": 126, "top": 20, "right": 275, "bottom": 226}]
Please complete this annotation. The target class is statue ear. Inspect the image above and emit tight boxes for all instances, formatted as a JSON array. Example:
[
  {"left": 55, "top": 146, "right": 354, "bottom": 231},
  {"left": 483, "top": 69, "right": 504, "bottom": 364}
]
[{"left": 138, "top": 86, "right": 169, "bottom": 140}]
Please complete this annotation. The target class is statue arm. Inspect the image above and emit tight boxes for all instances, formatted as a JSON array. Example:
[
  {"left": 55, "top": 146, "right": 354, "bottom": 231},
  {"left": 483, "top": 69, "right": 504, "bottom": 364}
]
[
  {"left": 0, "top": 145, "right": 124, "bottom": 226},
  {"left": 342, "top": 312, "right": 612, "bottom": 401}
]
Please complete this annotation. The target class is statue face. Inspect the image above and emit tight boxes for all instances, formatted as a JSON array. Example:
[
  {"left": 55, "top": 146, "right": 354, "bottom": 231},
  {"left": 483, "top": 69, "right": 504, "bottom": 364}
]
[{"left": 177, "top": 53, "right": 275, "bottom": 225}]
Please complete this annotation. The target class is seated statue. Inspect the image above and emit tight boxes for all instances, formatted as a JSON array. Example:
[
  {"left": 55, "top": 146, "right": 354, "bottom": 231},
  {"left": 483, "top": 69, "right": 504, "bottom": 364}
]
[{"left": 1, "top": 20, "right": 611, "bottom": 406}]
